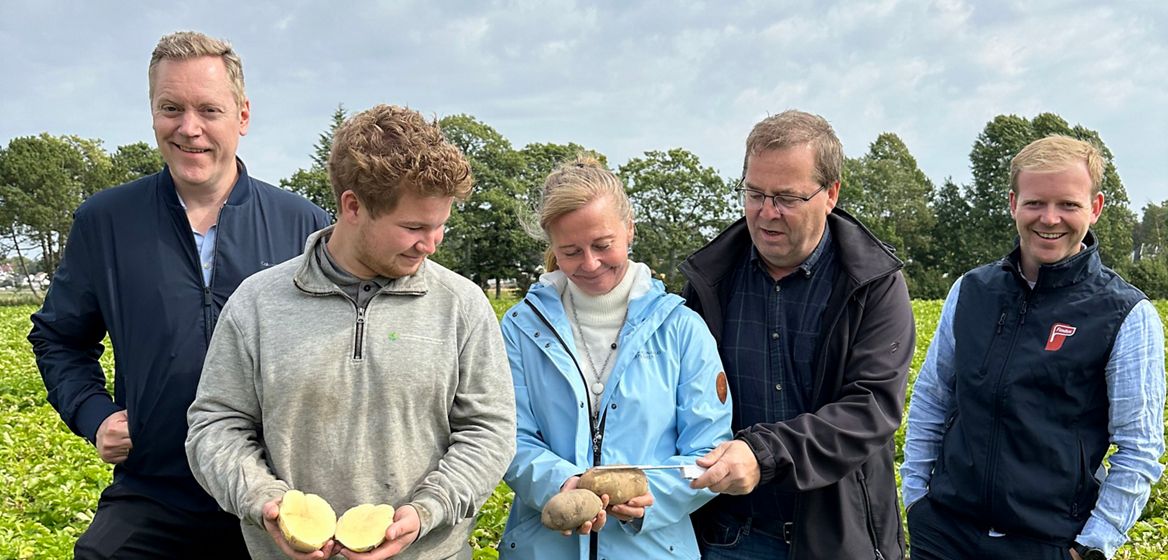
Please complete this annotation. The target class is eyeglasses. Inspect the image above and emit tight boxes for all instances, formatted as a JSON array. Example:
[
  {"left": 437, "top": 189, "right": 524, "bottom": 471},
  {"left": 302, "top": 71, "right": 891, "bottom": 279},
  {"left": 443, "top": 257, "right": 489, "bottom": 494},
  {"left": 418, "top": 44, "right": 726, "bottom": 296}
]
[{"left": 735, "top": 180, "right": 827, "bottom": 210}]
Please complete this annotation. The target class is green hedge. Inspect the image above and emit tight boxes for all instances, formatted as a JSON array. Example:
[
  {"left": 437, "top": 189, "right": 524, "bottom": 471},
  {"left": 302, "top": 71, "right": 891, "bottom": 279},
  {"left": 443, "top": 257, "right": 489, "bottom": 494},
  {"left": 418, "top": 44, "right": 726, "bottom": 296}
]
[{"left": 2, "top": 301, "right": 1166, "bottom": 559}]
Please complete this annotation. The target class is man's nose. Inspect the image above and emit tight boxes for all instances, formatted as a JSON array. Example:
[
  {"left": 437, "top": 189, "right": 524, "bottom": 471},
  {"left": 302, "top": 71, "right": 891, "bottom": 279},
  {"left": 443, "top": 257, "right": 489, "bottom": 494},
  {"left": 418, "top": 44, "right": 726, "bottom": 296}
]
[{"left": 177, "top": 111, "right": 203, "bottom": 136}]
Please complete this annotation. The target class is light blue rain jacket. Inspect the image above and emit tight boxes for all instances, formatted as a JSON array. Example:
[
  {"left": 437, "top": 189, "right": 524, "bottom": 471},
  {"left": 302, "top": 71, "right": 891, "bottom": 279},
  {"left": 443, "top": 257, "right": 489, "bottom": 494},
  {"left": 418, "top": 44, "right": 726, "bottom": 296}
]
[{"left": 499, "top": 273, "right": 733, "bottom": 560}]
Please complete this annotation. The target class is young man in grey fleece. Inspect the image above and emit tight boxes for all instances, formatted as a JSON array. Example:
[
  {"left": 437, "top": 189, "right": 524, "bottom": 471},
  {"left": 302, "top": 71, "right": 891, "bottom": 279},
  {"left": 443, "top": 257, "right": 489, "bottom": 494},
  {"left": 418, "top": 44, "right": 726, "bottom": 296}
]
[{"left": 185, "top": 104, "right": 516, "bottom": 560}]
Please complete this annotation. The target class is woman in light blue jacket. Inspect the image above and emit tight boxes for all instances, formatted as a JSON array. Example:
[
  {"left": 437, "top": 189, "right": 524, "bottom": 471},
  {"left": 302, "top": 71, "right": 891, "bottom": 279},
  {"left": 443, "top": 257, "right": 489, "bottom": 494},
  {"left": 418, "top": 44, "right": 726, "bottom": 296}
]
[{"left": 499, "top": 156, "right": 733, "bottom": 560}]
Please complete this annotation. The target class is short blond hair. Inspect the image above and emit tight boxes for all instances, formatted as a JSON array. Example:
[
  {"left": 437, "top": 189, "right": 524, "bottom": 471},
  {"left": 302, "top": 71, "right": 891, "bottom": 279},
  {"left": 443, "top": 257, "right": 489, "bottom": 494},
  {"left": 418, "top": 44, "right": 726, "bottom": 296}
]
[
  {"left": 328, "top": 104, "right": 473, "bottom": 217},
  {"left": 744, "top": 110, "right": 843, "bottom": 187},
  {"left": 148, "top": 31, "right": 245, "bottom": 108},
  {"left": 536, "top": 155, "right": 632, "bottom": 272},
  {"left": 1009, "top": 135, "right": 1104, "bottom": 194}
]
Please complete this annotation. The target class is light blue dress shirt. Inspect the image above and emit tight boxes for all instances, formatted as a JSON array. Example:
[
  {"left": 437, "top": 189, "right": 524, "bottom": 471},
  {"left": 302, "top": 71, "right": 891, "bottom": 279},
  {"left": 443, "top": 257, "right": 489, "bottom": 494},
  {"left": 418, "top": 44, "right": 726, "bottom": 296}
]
[
  {"left": 901, "top": 277, "right": 1166, "bottom": 558},
  {"left": 177, "top": 194, "right": 217, "bottom": 287}
]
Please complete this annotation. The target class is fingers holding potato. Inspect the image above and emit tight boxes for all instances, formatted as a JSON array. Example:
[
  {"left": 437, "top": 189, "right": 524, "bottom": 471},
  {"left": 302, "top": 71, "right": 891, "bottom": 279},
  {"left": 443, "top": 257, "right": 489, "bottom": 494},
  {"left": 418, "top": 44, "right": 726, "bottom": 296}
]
[{"left": 542, "top": 489, "right": 605, "bottom": 533}]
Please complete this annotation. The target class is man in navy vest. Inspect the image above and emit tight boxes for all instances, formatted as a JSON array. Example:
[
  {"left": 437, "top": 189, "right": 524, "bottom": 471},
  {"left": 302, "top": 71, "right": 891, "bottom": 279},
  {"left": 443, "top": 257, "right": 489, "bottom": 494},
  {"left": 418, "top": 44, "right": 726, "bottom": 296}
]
[
  {"left": 29, "top": 31, "right": 330, "bottom": 559},
  {"left": 901, "top": 135, "right": 1165, "bottom": 560}
]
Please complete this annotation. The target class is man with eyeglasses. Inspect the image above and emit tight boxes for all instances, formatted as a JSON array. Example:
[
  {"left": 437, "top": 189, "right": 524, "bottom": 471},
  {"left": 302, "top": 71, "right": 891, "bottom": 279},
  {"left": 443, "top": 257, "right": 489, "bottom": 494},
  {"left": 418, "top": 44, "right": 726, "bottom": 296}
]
[{"left": 682, "top": 110, "right": 914, "bottom": 559}]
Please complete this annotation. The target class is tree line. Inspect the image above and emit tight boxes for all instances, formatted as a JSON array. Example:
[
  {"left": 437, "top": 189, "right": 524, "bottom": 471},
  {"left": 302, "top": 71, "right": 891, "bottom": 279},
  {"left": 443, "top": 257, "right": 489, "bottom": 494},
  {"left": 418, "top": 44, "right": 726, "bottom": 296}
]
[{"left": 3, "top": 109, "right": 1167, "bottom": 299}]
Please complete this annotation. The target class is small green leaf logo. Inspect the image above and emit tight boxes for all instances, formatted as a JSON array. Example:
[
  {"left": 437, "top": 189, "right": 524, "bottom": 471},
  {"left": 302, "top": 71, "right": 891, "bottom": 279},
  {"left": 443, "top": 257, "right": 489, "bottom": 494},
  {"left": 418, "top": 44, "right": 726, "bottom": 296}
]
[{"left": 388, "top": 332, "right": 400, "bottom": 341}]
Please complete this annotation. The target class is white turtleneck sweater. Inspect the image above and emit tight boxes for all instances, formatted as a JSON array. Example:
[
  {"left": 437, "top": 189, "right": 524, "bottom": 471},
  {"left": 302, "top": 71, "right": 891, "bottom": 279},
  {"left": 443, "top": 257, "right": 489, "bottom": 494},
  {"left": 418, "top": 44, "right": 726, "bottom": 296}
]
[{"left": 557, "top": 261, "right": 653, "bottom": 417}]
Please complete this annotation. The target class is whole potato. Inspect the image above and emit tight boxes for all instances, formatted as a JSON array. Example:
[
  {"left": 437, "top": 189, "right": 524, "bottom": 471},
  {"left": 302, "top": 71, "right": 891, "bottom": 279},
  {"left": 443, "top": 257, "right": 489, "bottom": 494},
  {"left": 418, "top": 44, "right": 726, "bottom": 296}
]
[
  {"left": 541, "top": 489, "right": 604, "bottom": 531},
  {"left": 577, "top": 467, "right": 649, "bottom": 505}
]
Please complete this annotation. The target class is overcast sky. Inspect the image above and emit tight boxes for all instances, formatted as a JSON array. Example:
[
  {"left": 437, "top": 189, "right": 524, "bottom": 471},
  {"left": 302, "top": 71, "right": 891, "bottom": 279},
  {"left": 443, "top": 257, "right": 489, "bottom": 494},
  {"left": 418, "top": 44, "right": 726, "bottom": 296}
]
[{"left": 2, "top": 0, "right": 1165, "bottom": 210}]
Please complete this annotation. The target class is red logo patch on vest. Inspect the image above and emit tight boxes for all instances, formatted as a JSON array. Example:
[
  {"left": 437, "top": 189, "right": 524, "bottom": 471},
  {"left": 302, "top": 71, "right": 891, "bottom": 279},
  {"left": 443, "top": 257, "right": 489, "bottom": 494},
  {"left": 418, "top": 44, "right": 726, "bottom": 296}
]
[{"left": 1045, "top": 323, "right": 1077, "bottom": 351}]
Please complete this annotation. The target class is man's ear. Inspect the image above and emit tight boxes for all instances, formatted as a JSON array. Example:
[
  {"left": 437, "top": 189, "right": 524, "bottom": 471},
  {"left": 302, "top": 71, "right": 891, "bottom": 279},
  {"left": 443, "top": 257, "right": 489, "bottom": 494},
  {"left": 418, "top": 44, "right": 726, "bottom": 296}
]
[
  {"left": 1089, "top": 191, "right": 1105, "bottom": 225},
  {"left": 238, "top": 98, "right": 250, "bottom": 136},
  {"left": 825, "top": 180, "right": 841, "bottom": 212},
  {"left": 339, "top": 190, "right": 363, "bottom": 222}
]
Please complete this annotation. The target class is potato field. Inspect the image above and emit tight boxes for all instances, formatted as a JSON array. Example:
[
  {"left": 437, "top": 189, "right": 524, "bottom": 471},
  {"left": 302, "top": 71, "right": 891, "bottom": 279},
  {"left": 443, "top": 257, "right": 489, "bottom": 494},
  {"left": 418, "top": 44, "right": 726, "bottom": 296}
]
[{"left": 2, "top": 301, "right": 1166, "bottom": 559}]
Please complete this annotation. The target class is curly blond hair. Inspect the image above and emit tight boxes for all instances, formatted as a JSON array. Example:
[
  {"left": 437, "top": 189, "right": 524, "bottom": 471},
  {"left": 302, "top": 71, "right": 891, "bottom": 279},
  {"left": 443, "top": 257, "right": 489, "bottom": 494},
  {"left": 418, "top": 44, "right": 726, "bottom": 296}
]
[
  {"left": 328, "top": 104, "right": 473, "bottom": 216},
  {"left": 149, "top": 31, "right": 245, "bottom": 108}
]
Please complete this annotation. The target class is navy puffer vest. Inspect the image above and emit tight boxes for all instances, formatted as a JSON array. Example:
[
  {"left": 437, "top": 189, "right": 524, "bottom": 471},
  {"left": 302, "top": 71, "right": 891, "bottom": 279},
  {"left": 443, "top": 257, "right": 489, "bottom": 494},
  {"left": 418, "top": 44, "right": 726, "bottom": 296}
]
[{"left": 928, "top": 234, "right": 1144, "bottom": 543}]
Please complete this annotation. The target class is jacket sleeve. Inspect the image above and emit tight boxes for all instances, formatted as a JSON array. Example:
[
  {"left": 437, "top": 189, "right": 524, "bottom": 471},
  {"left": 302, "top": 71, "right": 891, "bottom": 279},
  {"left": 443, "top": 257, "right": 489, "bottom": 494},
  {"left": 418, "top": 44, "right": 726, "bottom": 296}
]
[
  {"left": 185, "top": 299, "right": 289, "bottom": 528},
  {"left": 501, "top": 316, "right": 584, "bottom": 512},
  {"left": 627, "top": 309, "right": 733, "bottom": 534},
  {"left": 28, "top": 209, "right": 121, "bottom": 444},
  {"left": 406, "top": 295, "right": 516, "bottom": 539},
  {"left": 737, "top": 270, "right": 915, "bottom": 491}
]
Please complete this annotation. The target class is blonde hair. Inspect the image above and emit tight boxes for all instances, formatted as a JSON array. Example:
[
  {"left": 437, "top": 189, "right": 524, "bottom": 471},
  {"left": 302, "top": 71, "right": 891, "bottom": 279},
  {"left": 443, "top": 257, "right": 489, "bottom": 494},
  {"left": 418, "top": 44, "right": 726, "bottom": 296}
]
[
  {"left": 1009, "top": 135, "right": 1104, "bottom": 194},
  {"left": 149, "top": 31, "right": 245, "bottom": 108},
  {"left": 743, "top": 110, "right": 842, "bottom": 187},
  {"left": 536, "top": 155, "right": 632, "bottom": 272},
  {"left": 328, "top": 104, "right": 473, "bottom": 217}
]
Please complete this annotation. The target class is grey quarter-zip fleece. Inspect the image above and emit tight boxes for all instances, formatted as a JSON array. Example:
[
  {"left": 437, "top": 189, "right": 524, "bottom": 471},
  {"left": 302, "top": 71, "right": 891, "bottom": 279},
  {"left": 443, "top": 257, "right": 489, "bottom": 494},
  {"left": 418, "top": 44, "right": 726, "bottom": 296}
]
[{"left": 186, "top": 226, "right": 516, "bottom": 559}]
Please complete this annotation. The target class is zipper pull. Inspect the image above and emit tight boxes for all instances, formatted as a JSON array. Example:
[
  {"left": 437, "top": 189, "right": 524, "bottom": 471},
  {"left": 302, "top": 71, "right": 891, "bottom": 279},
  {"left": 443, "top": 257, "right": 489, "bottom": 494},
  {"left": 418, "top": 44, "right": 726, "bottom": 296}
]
[
  {"left": 203, "top": 286, "right": 213, "bottom": 307},
  {"left": 591, "top": 423, "right": 603, "bottom": 458},
  {"left": 1019, "top": 300, "right": 1029, "bottom": 324},
  {"left": 995, "top": 312, "right": 1006, "bottom": 334}
]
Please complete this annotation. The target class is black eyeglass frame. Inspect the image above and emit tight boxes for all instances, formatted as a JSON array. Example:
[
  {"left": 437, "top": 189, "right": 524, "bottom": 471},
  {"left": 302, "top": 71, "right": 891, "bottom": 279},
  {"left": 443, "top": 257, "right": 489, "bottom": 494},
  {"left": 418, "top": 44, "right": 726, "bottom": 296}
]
[{"left": 734, "top": 179, "right": 827, "bottom": 210}]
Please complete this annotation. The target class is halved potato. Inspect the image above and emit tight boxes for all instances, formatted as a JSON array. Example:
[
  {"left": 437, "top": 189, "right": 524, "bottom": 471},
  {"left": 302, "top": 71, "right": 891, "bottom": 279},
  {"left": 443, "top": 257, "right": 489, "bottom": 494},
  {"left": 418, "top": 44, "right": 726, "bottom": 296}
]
[
  {"left": 277, "top": 490, "right": 337, "bottom": 552},
  {"left": 335, "top": 503, "right": 396, "bottom": 552}
]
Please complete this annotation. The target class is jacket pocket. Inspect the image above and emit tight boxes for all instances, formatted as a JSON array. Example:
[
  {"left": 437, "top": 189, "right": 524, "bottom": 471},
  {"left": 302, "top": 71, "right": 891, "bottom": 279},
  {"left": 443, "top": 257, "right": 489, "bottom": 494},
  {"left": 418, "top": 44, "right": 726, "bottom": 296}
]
[
  {"left": 856, "top": 470, "right": 887, "bottom": 560},
  {"left": 1071, "top": 437, "right": 1097, "bottom": 520},
  {"left": 934, "top": 409, "right": 959, "bottom": 476}
]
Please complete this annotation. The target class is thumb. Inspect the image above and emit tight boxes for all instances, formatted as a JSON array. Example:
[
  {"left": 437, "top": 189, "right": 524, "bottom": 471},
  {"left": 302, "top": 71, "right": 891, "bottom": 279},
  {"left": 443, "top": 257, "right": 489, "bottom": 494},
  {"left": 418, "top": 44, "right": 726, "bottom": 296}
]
[{"left": 696, "top": 443, "right": 728, "bottom": 467}]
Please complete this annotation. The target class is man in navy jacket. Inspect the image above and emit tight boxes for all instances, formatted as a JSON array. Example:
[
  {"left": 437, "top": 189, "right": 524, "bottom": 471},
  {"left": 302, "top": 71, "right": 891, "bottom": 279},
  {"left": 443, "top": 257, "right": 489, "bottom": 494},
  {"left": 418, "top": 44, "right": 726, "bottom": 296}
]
[{"left": 28, "top": 31, "right": 329, "bottom": 559}]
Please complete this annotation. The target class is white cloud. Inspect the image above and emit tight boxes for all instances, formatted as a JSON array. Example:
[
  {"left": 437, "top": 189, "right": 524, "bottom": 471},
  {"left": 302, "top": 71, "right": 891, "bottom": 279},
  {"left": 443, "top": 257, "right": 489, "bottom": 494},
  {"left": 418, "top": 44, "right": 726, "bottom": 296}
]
[{"left": 0, "top": 0, "right": 1164, "bottom": 208}]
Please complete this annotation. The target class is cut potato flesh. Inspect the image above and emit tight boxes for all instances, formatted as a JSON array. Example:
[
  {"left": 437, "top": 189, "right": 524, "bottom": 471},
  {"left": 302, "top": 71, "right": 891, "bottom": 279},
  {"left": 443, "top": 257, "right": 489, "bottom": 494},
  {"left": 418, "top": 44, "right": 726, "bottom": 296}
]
[
  {"left": 335, "top": 503, "right": 396, "bottom": 552},
  {"left": 278, "top": 490, "right": 337, "bottom": 552}
]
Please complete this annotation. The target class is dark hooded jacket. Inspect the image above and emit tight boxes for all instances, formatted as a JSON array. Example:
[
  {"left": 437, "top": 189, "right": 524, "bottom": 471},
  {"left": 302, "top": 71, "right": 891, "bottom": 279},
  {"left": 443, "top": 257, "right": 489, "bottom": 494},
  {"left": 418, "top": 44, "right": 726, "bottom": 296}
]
[{"left": 680, "top": 209, "right": 914, "bottom": 560}]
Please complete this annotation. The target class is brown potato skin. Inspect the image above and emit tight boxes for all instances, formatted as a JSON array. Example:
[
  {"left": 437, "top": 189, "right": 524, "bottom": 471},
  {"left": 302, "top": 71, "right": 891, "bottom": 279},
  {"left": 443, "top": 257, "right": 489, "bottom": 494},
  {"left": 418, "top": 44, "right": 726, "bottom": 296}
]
[
  {"left": 541, "top": 489, "right": 604, "bottom": 531},
  {"left": 577, "top": 468, "right": 649, "bottom": 505}
]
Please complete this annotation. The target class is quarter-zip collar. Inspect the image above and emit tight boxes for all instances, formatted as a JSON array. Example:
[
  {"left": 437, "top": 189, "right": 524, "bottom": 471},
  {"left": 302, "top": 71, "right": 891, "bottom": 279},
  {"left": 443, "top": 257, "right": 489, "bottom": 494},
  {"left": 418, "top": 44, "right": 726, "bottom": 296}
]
[{"left": 293, "top": 225, "right": 429, "bottom": 297}]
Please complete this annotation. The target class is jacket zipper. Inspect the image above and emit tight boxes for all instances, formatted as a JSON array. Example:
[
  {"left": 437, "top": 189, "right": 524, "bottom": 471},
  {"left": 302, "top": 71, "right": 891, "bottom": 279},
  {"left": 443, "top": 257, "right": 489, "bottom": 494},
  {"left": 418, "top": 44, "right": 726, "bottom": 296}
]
[
  {"left": 200, "top": 205, "right": 226, "bottom": 345},
  {"left": 856, "top": 470, "right": 886, "bottom": 560},
  {"left": 353, "top": 305, "right": 366, "bottom": 360},
  {"left": 976, "top": 311, "right": 1008, "bottom": 374},
  {"left": 797, "top": 278, "right": 888, "bottom": 559},
  {"left": 982, "top": 297, "right": 1028, "bottom": 519},
  {"left": 523, "top": 299, "right": 606, "bottom": 560}
]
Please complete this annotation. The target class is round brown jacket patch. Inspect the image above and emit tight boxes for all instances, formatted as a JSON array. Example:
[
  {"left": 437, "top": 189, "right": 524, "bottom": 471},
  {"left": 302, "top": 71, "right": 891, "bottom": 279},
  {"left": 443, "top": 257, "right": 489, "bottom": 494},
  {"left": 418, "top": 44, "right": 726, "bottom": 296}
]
[{"left": 716, "top": 371, "right": 728, "bottom": 404}]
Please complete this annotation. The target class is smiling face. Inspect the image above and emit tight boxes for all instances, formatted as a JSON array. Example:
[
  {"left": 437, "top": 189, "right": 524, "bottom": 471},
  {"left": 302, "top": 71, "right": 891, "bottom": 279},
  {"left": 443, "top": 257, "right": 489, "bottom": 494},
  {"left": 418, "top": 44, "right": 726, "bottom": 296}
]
[
  {"left": 1009, "top": 161, "right": 1104, "bottom": 281},
  {"left": 333, "top": 188, "right": 453, "bottom": 280},
  {"left": 151, "top": 56, "right": 249, "bottom": 194},
  {"left": 743, "top": 144, "right": 839, "bottom": 279},
  {"left": 546, "top": 195, "right": 634, "bottom": 296}
]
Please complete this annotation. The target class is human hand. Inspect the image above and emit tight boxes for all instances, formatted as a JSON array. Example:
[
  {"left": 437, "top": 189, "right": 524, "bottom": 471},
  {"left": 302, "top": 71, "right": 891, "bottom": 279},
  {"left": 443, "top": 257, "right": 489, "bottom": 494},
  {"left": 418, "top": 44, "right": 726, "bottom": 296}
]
[
  {"left": 339, "top": 504, "right": 421, "bottom": 559},
  {"left": 96, "top": 410, "right": 132, "bottom": 464},
  {"left": 559, "top": 476, "right": 610, "bottom": 536},
  {"left": 262, "top": 498, "right": 339, "bottom": 560},
  {"left": 690, "top": 440, "right": 761, "bottom": 495},
  {"left": 1069, "top": 549, "right": 1082, "bottom": 560},
  {"left": 608, "top": 490, "right": 653, "bottom": 522}
]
